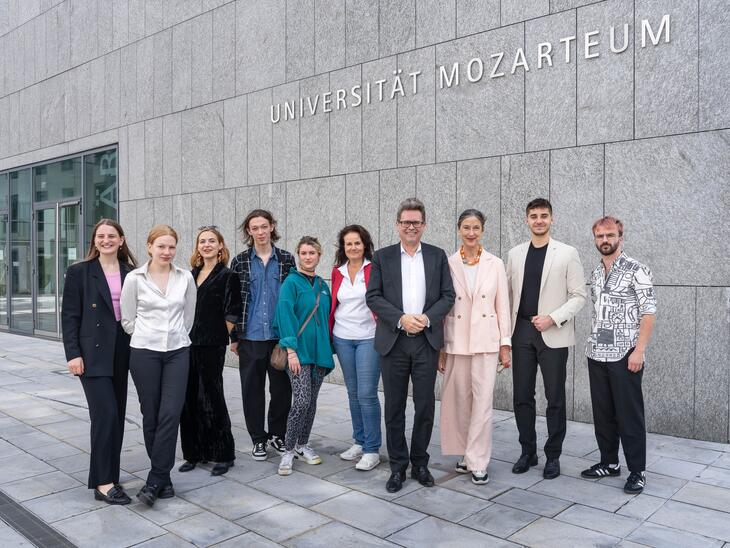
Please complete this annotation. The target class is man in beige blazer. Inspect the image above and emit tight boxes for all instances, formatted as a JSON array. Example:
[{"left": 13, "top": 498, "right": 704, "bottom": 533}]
[{"left": 506, "top": 198, "right": 586, "bottom": 480}]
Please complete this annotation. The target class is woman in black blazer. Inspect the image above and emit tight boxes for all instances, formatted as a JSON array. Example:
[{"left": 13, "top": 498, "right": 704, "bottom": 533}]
[
  {"left": 62, "top": 219, "right": 138, "bottom": 505},
  {"left": 179, "top": 226, "right": 241, "bottom": 476}
]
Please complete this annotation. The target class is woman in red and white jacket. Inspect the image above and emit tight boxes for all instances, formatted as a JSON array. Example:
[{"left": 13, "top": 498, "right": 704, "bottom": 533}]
[{"left": 329, "top": 225, "right": 381, "bottom": 471}]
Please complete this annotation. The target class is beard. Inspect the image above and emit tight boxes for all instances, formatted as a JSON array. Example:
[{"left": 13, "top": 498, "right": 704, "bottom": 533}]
[{"left": 597, "top": 241, "right": 619, "bottom": 256}]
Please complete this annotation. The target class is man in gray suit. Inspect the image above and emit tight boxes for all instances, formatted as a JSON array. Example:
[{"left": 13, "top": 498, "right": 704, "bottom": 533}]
[{"left": 366, "top": 198, "right": 455, "bottom": 493}]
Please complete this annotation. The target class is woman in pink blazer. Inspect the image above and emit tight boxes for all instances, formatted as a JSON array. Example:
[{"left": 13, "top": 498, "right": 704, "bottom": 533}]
[{"left": 439, "top": 209, "right": 512, "bottom": 485}]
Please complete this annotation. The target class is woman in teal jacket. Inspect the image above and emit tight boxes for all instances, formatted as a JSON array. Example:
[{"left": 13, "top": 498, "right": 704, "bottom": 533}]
[{"left": 273, "top": 236, "right": 334, "bottom": 476}]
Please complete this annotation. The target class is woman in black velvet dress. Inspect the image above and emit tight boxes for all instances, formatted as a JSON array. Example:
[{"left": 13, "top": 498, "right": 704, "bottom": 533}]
[{"left": 179, "top": 226, "right": 241, "bottom": 476}]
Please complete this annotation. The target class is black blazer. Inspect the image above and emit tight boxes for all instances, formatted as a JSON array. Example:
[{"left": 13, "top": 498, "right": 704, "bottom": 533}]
[
  {"left": 366, "top": 242, "right": 455, "bottom": 355},
  {"left": 61, "top": 259, "right": 132, "bottom": 377},
  {"left": 189, "top": 263, "right": 242, "bottom": 346}
]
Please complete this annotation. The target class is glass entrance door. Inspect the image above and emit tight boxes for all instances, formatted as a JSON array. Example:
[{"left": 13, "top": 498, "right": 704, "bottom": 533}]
[
  {"left": 0, "top": 212, "right": 7, "bottom": 328},
  {"left": 33, "top": 201, "right": 81, "bottom": 337}
]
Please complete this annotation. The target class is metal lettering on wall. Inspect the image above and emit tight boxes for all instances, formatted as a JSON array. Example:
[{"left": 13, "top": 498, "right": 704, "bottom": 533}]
[{"left": 271, "top": 14, "right": 671, "bottom": 124}]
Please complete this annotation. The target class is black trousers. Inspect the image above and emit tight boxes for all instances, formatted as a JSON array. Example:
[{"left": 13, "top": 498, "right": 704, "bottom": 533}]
[
  {"left": 237, "top": 339, "right": 292, "bottom": 444},
  {"left": 180, "top": 345, "right": 235, "bottom": 463},
  {"left": 588, "top": 350, "right": 646, "bottom": 472},
  {"left": 381, "top": 333, "right": 438, "bottom": 473},
  {"left": 129, "top": 346, "right": 189, "bottom": 488},
  {"left": 79, "top": 323, "right": 129, "bottom": 488},
  {"left": 512, "top": 318, "right": 569, "bottom": 459}
]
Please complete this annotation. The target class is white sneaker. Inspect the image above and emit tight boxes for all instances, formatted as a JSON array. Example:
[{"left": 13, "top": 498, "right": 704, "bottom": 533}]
[
  {"left": 471, "top": 470, "right": 489, "bottom": 485},
  {"left": 278, "top": 451, "right": 295, "bottom": 476},
  {"left": 455, "top": 459, "right": 468, "bottom": 474},
  {"left": 355, "top": 453, "right": 380, "bottom": 471},
  {"left": 340, "top": 444, "right": 363, "bottom": 461},
  {"left": 295, "top": 444, "right": 322, "bottom": 465}
]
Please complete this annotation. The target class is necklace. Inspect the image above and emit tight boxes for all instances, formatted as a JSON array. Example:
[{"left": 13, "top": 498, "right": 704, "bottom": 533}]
[{"left": 460, "top": 245, "right": 482, "bottom": 266}]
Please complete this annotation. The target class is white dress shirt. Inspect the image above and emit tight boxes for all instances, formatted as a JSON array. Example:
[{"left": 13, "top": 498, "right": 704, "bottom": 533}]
[
  {"left": 121, "top": 262, "right": 197, "bottom": 352},
  {"left": 400, "top": 244, "right": 426, "bottom": 315},
  {"left": 333, "top": 260, "right": 376, "bottom": 340}
]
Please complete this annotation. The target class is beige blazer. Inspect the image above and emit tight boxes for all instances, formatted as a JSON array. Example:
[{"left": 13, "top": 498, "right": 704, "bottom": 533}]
[
  {"left": 505, "top": 238, "right": 586, "bottom": 349},
  {"left": 443, "top": 251, "right": 512, "bottom": 355}
]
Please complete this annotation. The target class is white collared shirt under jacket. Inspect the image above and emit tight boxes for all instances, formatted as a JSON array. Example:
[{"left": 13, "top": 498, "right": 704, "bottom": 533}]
[
  {"left": 400, "top": 244, "right": 426, "bottom": 315},
  {"left": 334, "top": 259, "right": 376, "bottom": 340},
  {"left": 120, "top": 261, "right": 197, "bottom": 352}
]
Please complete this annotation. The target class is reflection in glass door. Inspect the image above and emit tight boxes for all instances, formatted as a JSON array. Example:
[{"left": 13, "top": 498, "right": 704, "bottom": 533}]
[
  {"left": 0, "top": 213, "right": 7, "bottom": 327},
  {"left": 35, "top": 207, "right": 57, "bottom": 334},
  {"left": 58, "top": 204, "right": 81, "bottom": 333}
]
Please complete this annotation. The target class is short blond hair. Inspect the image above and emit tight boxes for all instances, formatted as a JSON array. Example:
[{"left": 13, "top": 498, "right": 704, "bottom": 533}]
[
  {"left": 146, "top": 225, "right": 179, "bottom": 256},
  {"left": 296, "top": 235, "right": 322, "bottom": 255}
]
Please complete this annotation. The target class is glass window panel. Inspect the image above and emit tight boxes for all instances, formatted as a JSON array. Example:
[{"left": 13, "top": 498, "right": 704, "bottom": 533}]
[
  {"left": 33, "top": 158, "right": 82, "bottom": 203},
  {"left": 10, "top": 169, "right": 32, "bottom": 333},
  {"left": 35, "top": 207, "right": 57, "bottom": 333},
  {"left": 84, "top": 149, "right": 118, "bottom": 248},
  {"left": 0, "top": 212, "right": 7, "bottom": 327},
  {"left": 0, "top": 173, "right": 7, "bottom": 210}
]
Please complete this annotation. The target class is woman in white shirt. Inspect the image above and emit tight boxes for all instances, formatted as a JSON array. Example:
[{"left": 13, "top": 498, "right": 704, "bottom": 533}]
[
  {"left": 329, "top": 225, "right": 381, "bottom": 471},
  {"left": 120, "top": 225, "right": 196, "bottom": 507}
]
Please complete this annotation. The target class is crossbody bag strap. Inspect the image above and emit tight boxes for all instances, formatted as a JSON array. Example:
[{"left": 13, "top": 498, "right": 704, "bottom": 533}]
[{"left": 296, "top": 279, "right": 322, "bottom": 336}]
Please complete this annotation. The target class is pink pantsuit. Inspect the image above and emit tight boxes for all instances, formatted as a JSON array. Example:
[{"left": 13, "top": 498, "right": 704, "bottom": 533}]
[{"left": 440, "top": 251, "right": 511, "bottom": 471}]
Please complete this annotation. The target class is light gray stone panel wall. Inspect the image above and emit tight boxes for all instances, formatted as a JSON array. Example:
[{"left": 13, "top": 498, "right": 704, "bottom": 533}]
[
  {"left": 644, "top": 286, "right": 695, "bottom": 439},
  {"left": 153, "top": 30, "right": 173, "bottom": 118},
  {"left": 605, "top": 131, "right": 730, "bottom": 286},
  {"left": 380, "top": 0, "right": 416, "bottom": 57},
  {"left": 379, "top": 166, "right": 416, "bottom": 246},
  {"left": 329, "top": 65, "right": 362, "bottom": 175},
  {"left": 91, "top": 57, "right": 109, "bottom": 133},
  {"left": 22, "top": 20, "right": 36, "bottom": 89},
  {"left": 75, "top": 63, "right": 92, "bottom": 139},
  {"left": 345, "top": 0, "right": 379, "bottom": 66},
  {"left": 272, "top": 81, "right": 301, "bottom": 182},
  {"left": 165, "top": 0, "right": 203, "bottom": 28},
  {"left": 397, "top": 47, "right": 436, "bottom": 167},
  {"left": 43, "top": 11, "right": 56, "bottom": 83},
  {"left": 212, "top": 2, "right": 236, "bottom": 102},
  {"left": 345, "top": 172, "right": 380, "bottom": 244},
  {"left": 56, "top": 0, "right": 71, "bottom": 73},
  {"left": 7, "top": 94, "right": 19, "bottom": 157},
  {"left": 299, "top": 73, "right": 330, "bottom": 179},
  {"left": 436, "top": 24, "right": 525, "bottom": 162},
  {"left": 104, "top": 50, "right": 121, "bottom": 130},
  {"left": 315, "top": 0, "right": 346, "bottom": 74},
  {"left": 362, "top": 56, "right": 398, "bottom": 171},
  {"left": 0, "top": 97, "right": 8, "bottom": 159},
  {"left": 550, "top": 0, "right": 601, "bottom": 11},
  {"left": 234, "top": 186, "right": 261, "bottom": 254},
  {"left": 40, "top": 74, "right": 65, "bottom": 148},
  {"left": 145, "top": 0, "right": 164, "bottom": 36},
  {"left": 118, "top": 200, "right": 136, "bottom": 252},
  {"left": 224, "top": 94, "right": 247, "bottom": 188},
  {"left": 162, "top": 112, "right": 182, "bottom": 196},
  {"left": 576, "top": 0, "right": 633, "bottom": 145},
  {"left": 172, "top": 20, "right": 193, "bottom": 112},
  {"left": 112, "top": 0, "right": 129, "bottom": 51},
  {"left": 128, "top": 0, "right": 145, "bottom": 42},
  {"left": 171, "top": 193, "right": 193, "bottom": 258},
  {"left": 694, "top": 287, "right": 730, "bottom": 442},
  {"left": 501, "top": 0, "right": 549, "bottom": 26},
  {"left": 118, "top": 126, "right": 129, "bottom": 202},
  {"left": 152, "top": 196, "right": 172, "bottom": 227},
  {"left": 549, "top": 145, "right": 603, "bottom": 272},
  {"left": 416, "top": 0, "right": 456, "bottom": 48},
  {"left": 212, "top": 188, "right": 238, "bottom": 259},
  {"left": 286, "top": 176, "right": 346, "bottom": 276},
  {"left": 191, "top": 12, "right": 213, "bottom": 108},
  {"left": 136, "top": 198, "right": 154, "bottom": 257},
  {"left": 259, "top": 183, "right": 287, "bottom": 248},
  {"left": 34, "top": 11, "right": 47, "bottom": 81},
  {"left": 190, "top": 191, "right": 214, "bottom": 250},
  {"left": 144, "top": 118, "right": 163, "bottom": 198},
  {"left": 417, "top": 162, "right": 457, "bottom": 253},
  {"left": 500, "top": 151, "right": 550, "bottom": 257},
  {"left": 21, "top": 85, "right": 41, "bottom": 152},
  {"left": 634, "top": 0, "right": 698, "bottom": 138},
  {"left": 455, "top": 157, "right": 501, "bottom": 254},
  {"left": 236, "top": 0, "right": 286, "bottom": 94},
  {"left": 525, "top": 11, "right": 576, "bottom": 151},
  {"left": 247, "top": 89, "right": 273, "bottom": 186},
  {"left": 699, "top": 0, "right": 730, "bottom": 131},
  {"left": 203, "top": 0, "right": 229, "bottom": 10},
  {"left": 120, "top": 44, "right": 137, "bottom": 125},
  {"left": 136, "top": 36, "right": 155, "bottom": 121},
  {"left": 70, "top": 0, "right": 97, "bottom": 67},
  {"left": 181, "top": 102, "right": 225, "bottom": 193},
  {"left": 571, "top": 300, "right": 593, "bottom": 423},
  {"left": 286, "top": 0, "right": 315, "bottom": 82}
]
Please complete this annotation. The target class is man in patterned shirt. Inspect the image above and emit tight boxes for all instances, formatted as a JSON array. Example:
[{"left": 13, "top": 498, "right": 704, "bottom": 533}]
[{"left": 581, "top": 216, "right": 656, "bottom": 494}]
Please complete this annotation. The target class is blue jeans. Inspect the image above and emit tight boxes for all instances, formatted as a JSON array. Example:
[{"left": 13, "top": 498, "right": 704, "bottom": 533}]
[{"left": 333, "top": 336, "right": 382, "bottom": 453}]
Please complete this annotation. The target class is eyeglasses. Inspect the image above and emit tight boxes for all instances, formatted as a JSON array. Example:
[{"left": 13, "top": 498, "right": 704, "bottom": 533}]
[
  {"left": 197, "top": 225, "right": 219, "bottom": 231},
  {"left": 397, "top": 220, "right": 424, "bottom": 228}
]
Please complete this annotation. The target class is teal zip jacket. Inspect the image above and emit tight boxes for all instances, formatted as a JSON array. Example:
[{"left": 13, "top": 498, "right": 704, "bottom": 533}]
[{"left": 273, "top": 270, "right": 335, "bottom": 370}]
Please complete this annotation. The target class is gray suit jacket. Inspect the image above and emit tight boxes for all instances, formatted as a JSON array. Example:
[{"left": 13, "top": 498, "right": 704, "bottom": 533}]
[{"left": 366, "top": 242, "right": 455, "bottom": 356}]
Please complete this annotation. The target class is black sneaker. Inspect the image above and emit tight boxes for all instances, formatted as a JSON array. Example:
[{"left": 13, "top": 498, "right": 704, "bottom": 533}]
[
  {"left": 252, "top": 442, "right": 268, "bottom": 461},
  {"left": 269, "top": 435, "right": 285, "bottom": 455},
  {"left": 581, "top": 463, "right": 621, "bottom": 479},
  {"left": 624, "top": 471, "right": 646, "bottom": 494}
]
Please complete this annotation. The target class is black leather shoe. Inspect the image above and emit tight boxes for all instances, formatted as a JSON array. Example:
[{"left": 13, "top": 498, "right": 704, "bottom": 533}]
[
  {"left": 211, "top": 461, "right": 234, "bottom": 476},
  {"left": 411, "top": 465, "right": 435, "bottom": 487},
  {"left": 386, "top": 470, "right": 407, "bottom": 493},
  {"left": 94, "top": 485, "right": 131, "bottom": 505},
  {"left": 543, "top": 458, "right": 560, "bottom": 479},
  {"left": 512, "top": 453, "right": 538, "bottom": 474},
  {"left": 178, "top": 461, "right": 196, "bottom": 472},
  {"left": 158, "top": 484, "right": 175, "bottom": 499},
  {"left": 136, "top": 484, "right": 159, "bottom": 507}
]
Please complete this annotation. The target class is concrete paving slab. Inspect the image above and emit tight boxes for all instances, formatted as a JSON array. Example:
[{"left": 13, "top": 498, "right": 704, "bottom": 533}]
[
  {"left": 0, "top": 452, "right": 55, "bottom": 484},
  {"left": 0, "top": 520, "right": 34, "bottom": 546},
  {"left": 672, "top": 481, "right": 730, "bottom": 513},
  {"left": 598, "top": 470, "right": 687, "bottom": 499},
  {"left": 509, "top": 516, "right": 620, "bottom": 547},
  {"left": 616, "top": 493, "right": 666, "bottom": 520},
  {"left": 393, "top": 485, "right": 491, "bottom": 522},
  {"left": 439, "top": 474, "right": 512, "bottom": 501},
  {"left": 249, "top": 471, "right": 348, "bottom": 506},
  {"left": 53, "top": 505, "right": 165, "bottom": 548},
  {"left": 21, "top": 485, "right": 107, "bottom": 523},
  {"left": 216, "top": 532, "right": 282, "bottom": 547},
  {"left": 649, "top": 500, "right": 730, "bottom": 543},
  {"left": 25, "top": 441, "right": 82, "bottom": 462},
  {"left": 647, "top": 456, "right": 707, "bottom": 480},
  {"left": 459, "top": 503, "right": 539, "bottom": 539},
  {"left": 628, "top": 522, "right": 724, "bottom": 548},
  {"left": 47, "top": 452, "right": 90, "bottom": 474},
  {"left": 163, "top": 511, "right": 247, "bottom": 547},
  {"left": 324, "top": 465, "right": 424, "bottom": 500},
  {"left": 283, "top": 521, "right": 398, "bottom": 547},
  {"left": 237, "top": 502, "right": 330, "bottom": 543},
  {"left": 181, "top": 481, "right": 281, "bottom": 520},
  {"left": 555, "top": 504, "right": 641, "bottom": 538},
  {"left": 492, "top": 487, "right": 572, "bottom": 517},
  {"left": 1, "top": 470, "right": 82, "bottom": 502},
  {"left": 695, "top": 465, "right": 730, "bottom": 489},
  {"left": 388, "top": 516, "right": 519, "bottom": 547},
  {"left": 530, "top": 475, "right": 633, "bottom": 512},
  {"left": 128, "top": 496, "right": 203, "bottom": 526},
  {"left": 134, "top": 534, "right": 196, "bottom": 547}
]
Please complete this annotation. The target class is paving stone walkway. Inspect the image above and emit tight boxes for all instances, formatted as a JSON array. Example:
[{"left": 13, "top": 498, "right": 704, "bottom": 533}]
[{"left": 1, "top": 331, "right": 729, "bottom": 547}]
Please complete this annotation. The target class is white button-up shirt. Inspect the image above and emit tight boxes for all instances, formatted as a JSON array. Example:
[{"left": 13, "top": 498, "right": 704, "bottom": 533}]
[
  {"left": 333, "top": 260, "right": 376, "bottom": 340},
  {"left": 120, "top": 262, "right": 197, "bottom": 352},
  {"left": 400, "top": 244, "right": 426, "bottom": 315}
]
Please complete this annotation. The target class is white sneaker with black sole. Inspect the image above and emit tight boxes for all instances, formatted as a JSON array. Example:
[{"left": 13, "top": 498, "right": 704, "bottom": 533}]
[
  {"left": 295, "top": 444, "right": 322, "bottom": 465},
  {"left": 269, "top": 435, "right": 285, "bottom": 455},
  {"left": 455, "top": 460, "right": 468, "bottom": 474},
  {"left": 471, "top": 470, "right": 489, "bottom": 485},
  {"left": 251, "top": 441, "right": 268, "bottom": 461}
]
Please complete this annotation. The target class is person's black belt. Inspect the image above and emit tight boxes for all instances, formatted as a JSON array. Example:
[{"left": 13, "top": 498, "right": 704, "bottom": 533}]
[{"left": 400, "top": 329, "right": 423, "bottom": 338}]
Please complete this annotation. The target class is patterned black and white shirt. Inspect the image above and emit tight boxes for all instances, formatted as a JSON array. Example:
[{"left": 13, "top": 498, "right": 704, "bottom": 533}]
[{"left": 585, "top": 252, "right": 657, "bottom": 362}]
